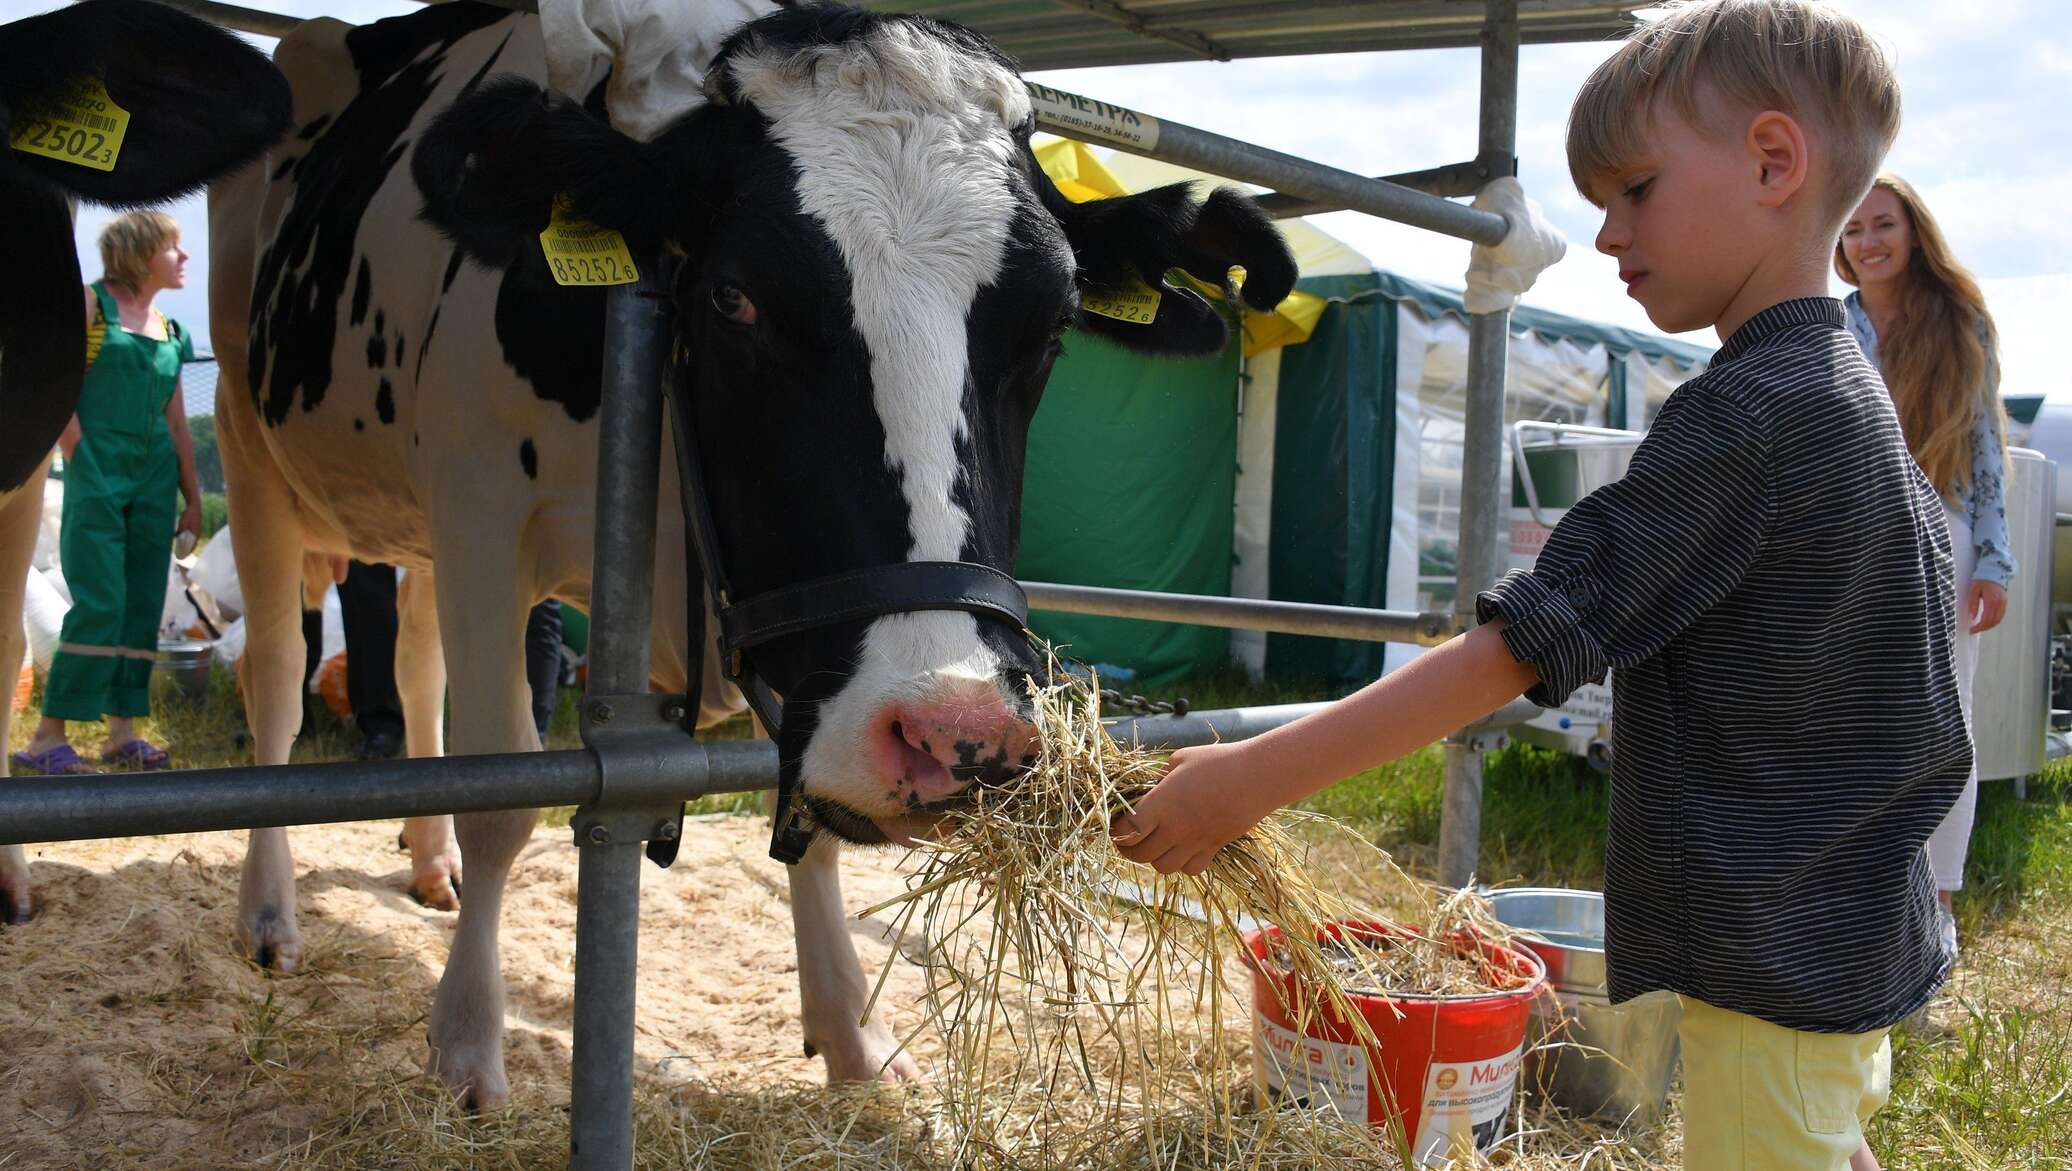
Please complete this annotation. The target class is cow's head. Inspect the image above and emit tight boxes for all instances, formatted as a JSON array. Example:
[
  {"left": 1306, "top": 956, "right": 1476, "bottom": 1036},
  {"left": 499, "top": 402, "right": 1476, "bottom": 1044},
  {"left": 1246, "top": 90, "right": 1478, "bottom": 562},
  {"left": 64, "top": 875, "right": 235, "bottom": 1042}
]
[
  {"left": 415, "top": 3, "right": 1293, "bottom": 848},
  {"left": 0, "top": 0, "right": 290, "bottom": 492}
]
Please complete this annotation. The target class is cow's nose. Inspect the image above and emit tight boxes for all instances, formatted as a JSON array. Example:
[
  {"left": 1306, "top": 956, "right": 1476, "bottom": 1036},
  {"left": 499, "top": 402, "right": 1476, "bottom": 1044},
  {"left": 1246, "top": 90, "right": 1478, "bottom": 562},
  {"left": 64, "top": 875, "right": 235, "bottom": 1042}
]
[{"left": 889, "top": 688, "right": 1039, "bottom": 794}]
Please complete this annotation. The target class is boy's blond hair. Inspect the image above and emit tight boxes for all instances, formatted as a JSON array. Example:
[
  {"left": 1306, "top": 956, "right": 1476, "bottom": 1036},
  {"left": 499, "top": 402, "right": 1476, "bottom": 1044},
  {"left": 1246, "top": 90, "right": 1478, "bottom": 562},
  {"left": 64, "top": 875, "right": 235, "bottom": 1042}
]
[
  {"left": 97, "top": 210, "right": 180, "bottom": 290},
  {"left": 1568, "top": 0, "right": 1900, "bottom": 226}
]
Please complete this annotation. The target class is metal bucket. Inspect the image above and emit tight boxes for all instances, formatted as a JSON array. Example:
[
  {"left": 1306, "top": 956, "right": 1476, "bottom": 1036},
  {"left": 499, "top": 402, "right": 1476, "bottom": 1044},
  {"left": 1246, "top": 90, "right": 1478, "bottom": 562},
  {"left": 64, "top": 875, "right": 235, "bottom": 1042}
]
[
  {"left": 1486, "top": 888, "right": 1680, "bottom": 1124},
  {"left": 153, "top": 639, "right": 214, "bottom": 705}
]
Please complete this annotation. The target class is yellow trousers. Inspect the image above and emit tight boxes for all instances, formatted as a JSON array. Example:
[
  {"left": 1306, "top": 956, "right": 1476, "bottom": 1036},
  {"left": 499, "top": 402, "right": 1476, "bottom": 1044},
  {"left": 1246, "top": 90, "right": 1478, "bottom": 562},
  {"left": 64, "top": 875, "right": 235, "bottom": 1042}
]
[{"left": 1678, "top": 996, "right": 1890, "bottom": 1171}]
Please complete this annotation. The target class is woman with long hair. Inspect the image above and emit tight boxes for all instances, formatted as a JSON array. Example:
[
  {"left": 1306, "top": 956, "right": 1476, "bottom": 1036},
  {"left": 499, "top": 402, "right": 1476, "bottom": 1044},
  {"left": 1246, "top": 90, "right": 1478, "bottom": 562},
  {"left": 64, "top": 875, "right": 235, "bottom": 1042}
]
[{"left": 1837, "top": 173, "right": 2011, "bottom": 956}]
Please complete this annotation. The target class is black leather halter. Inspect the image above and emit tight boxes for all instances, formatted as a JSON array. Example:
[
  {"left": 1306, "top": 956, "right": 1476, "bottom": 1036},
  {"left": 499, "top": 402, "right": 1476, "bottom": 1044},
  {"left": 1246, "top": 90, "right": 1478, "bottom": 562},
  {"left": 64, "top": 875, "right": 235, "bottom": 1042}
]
[{"left": 662, "top": 315, "right": 1030, "bottom": 866}]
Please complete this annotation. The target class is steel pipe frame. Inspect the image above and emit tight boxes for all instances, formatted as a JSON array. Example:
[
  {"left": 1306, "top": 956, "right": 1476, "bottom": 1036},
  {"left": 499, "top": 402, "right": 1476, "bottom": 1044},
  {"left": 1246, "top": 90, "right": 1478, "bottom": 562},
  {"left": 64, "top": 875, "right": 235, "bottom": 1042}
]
[
  {"left": 0, "top": 740, "right": 782, "bottom": 846},
  {"left": 1439, "top": 0, "right": 1520, "bottom": 891},
  {"left": 564, "top": 273, "right": 678, "bottom": 1171},
  {"left": 1024, "top": 581, "right": 1455, "bottom": 646},
  {"left": 0, "top": 693, "right": 1549, "bottom": 844},
  {"left": 1024, "top": 87, "right": 1506, "bottom": 244}
]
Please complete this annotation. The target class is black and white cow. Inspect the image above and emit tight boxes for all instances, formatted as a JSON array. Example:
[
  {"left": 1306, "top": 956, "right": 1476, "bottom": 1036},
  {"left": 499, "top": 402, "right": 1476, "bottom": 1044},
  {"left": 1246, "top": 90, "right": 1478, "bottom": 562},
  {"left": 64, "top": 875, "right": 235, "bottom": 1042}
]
[
  {"left": 0, "top": 0, "right": 291, "bottom": 925},
  {"left": 210, "top": 0, "right": 1292, "bottom": 1106}
]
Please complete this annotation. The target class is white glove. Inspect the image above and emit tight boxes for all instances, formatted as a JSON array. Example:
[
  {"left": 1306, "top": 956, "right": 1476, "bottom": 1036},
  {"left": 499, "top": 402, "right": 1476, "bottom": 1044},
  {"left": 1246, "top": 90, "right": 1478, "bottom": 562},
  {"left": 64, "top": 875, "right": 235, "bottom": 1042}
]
[{"left": 1463, "top": 177, "right": 1567, "bottom": 316}]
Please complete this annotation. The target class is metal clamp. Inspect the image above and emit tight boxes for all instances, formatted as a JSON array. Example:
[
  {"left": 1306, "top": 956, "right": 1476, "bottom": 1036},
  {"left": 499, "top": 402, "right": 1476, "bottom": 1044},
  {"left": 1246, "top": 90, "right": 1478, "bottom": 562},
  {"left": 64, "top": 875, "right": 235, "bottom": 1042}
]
[
  {"left": 1448, "top": 728, "right": 1511, "bottom": 754},
  {"left": 573, "top": 692, "right": 704, "bottom": 863}
]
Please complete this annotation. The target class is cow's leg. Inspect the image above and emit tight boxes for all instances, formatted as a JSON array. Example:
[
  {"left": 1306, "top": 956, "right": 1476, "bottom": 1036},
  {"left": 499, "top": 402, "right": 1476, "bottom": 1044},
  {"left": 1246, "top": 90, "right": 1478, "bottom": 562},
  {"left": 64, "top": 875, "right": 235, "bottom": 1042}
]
[
  {"left": 211, "top": 159, "right": 309, "bottom": 971},
  {"left": 395, "top": 568, "right": 460, "bottom": 911},
  {"left": 0, "top": 462, "right": 50, "bottom": 925},
  {"left": 421, "top": 527, "right": 538, "bottom": 1110},
  {"left": 220, "top": 442, "right": 311, "bottom": 971},
  {"left": 790, "top": 832, "right": 923, "bottom": 1082}
]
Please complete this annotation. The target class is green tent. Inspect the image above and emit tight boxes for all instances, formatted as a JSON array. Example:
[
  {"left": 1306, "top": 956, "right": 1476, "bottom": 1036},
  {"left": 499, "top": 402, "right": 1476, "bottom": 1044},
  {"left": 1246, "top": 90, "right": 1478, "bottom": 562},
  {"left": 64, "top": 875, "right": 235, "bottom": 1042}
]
[
  {"left": 1015, "top": 320, "right": 1242, "bottom": 688},
  {"left": 1012, "top": 146, "right": 1713, "bottom": 691},
  {"left": 1262, "top": 269, "right": 1713, "bottom": 687}
]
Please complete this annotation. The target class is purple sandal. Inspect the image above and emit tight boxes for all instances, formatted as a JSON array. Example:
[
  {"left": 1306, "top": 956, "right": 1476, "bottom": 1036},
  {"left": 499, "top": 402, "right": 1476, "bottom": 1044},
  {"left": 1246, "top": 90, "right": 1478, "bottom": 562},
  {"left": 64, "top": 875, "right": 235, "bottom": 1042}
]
[
  {"left": 11, "top": 744, "right": 100, "bottom": 776},
  {"left": 101, "top": 739, "right": 171, "bottom": 770}
]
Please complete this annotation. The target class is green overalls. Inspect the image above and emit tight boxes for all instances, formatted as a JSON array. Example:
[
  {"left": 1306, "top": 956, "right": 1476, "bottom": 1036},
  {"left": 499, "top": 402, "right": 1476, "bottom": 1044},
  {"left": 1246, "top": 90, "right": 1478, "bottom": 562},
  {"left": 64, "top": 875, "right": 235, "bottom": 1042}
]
[{"left": 45, "top": 282, "right": 191, "bottom": 721}]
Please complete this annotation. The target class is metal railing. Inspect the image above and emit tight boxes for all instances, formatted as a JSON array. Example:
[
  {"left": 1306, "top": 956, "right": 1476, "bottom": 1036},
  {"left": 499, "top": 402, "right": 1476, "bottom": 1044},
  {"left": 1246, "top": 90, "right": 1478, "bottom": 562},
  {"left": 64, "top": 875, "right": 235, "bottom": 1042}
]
[{"left": 1024, "top": 581, "right": 1457, "bottom": 647}]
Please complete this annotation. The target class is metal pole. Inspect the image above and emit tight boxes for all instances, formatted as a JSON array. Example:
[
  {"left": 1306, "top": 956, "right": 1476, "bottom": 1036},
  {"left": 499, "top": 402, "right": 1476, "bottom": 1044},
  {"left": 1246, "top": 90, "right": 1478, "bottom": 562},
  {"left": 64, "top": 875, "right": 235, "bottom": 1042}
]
[
  {"left": 1107, "top": 696, "right": 1540, "bottom": 752},
  {"left": 0, "top": 750, "right": 592, "bottom": 844},
  {"left": 1440, "top": 0, "right": 1519, "bottom": 891},
  {"left": 1254, "top": 159, "right": 1492, "bottom": 217},
  {"left": 1023, "top": 82, "right": 1508, "bottom": 245},
  {"left": 1024, "top": 581, "right": 1455, "bottom": 646},
  {"left": 568, "top": 273, "right": 671, "bottom": 1171},
  {"left": 140, "top": 0, "right": 302, "bottom": 37}
]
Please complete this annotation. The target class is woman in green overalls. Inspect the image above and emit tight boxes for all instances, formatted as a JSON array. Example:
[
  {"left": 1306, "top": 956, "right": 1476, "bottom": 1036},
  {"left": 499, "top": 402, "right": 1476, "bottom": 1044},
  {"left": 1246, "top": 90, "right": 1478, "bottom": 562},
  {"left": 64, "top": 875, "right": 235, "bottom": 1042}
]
[{"left": 11, "top": 212, "right": 204, "bottom": 775}]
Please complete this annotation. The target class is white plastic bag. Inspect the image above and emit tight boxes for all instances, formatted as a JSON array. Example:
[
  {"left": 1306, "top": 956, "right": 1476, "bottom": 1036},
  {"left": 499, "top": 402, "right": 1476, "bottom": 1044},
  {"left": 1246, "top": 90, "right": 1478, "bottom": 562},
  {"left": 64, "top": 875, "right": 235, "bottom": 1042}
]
[{"left": 22, "top": 566, "right": 69, "bottom": 671}]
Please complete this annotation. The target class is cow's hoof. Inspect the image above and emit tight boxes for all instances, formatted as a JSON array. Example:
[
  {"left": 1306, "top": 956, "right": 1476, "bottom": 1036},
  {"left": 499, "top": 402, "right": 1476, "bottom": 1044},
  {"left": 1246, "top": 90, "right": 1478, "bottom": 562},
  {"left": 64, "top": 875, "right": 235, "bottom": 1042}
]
[
  {"left": 877, "top": 1049, "right": 923, "bottom": 1083},
  {"left": 402, "top": 821, "right": 463, "bottom": 912},
  {"left": 427, "top": 1042, "right": 508, "bottom": 1112},
  {"left": 239, "top": 910, "right": 303, "bottom": 973},
  {"left": 409, "top": 864, "right": 462, "bottom": 912},
  {"left": 812, "top": 1031, "right": 923, "bottom": 1083},
  {"left": 1, "top": 847, "right": 29, "bottom": 924}
]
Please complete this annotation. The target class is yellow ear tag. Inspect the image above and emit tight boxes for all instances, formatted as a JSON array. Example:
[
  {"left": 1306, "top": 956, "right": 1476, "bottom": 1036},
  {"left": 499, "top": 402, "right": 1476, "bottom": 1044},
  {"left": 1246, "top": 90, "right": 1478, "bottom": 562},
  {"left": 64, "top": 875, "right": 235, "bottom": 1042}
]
[
  {"left": 539, "top": 194, "right": 639, "bottom": 287},
  {"left": 9, "top": 79, "right": 128, "bottom": 172},
  {"left": 1080, "top": 279, "right": 1162, "bottom": 325}
]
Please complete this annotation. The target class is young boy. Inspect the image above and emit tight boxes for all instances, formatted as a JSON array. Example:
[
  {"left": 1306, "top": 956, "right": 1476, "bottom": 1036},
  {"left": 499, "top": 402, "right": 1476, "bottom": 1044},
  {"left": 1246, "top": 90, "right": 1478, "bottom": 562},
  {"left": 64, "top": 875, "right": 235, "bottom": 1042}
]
[{"left": 1112, "top": 3, "right": 1966, "bottom": 1168}]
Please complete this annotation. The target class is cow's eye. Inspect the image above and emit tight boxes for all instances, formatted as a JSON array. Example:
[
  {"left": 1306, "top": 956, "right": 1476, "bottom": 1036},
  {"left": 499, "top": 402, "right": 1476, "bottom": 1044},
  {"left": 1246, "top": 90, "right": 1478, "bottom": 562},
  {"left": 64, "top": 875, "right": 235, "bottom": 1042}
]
[{"left": 711, "top": 283, "right": 757, "bottom": 325}]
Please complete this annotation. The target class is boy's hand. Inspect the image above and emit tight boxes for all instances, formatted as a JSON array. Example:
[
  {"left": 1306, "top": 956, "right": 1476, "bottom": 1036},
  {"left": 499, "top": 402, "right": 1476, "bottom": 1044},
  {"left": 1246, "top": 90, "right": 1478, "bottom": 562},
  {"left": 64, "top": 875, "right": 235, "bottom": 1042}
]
[{"left": 1111, "top": 741, "right": 1274, "bottom": 876}]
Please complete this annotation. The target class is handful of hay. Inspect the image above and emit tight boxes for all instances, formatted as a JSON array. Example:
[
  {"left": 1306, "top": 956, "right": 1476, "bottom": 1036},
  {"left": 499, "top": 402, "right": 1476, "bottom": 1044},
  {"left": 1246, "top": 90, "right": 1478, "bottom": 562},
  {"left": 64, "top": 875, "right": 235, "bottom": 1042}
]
[{"left": 859, "top": 660, "right": 1530, "bottom": 1167}]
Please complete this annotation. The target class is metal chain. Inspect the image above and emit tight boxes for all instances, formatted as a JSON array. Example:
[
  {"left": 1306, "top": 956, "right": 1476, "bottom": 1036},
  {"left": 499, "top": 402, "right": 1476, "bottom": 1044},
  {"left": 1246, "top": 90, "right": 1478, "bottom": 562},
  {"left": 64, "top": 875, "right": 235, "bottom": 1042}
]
[{"left": 1098, "top": 688, "right": 1191, "bottom": 718}]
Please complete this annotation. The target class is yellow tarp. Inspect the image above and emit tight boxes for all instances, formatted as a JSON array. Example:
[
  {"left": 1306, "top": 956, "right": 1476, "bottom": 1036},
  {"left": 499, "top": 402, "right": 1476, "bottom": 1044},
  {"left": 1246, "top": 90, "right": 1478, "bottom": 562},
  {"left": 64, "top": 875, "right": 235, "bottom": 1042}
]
[{"left": 1032, "top": 137, "right": 1324, "bottom": 357}]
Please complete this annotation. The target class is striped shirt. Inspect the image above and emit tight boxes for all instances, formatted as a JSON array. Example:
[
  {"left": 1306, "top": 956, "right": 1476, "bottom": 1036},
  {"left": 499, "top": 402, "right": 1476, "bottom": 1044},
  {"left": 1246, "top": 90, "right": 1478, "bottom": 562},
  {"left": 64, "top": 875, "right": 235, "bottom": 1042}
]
[{"left": 1478, "top": 298, "right": 1969, "bottom": 1033}]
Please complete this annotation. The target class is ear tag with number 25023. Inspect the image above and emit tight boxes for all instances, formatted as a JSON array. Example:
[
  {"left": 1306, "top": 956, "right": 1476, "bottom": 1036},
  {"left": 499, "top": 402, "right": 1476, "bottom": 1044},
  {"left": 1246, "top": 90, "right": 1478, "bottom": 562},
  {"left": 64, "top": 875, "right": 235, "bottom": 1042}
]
[
  {"left": 539, "top": 195, "right": 639, "bottom": 287},
  {"left": 9, "top": 79, "right": 129, "bottom": 172}
]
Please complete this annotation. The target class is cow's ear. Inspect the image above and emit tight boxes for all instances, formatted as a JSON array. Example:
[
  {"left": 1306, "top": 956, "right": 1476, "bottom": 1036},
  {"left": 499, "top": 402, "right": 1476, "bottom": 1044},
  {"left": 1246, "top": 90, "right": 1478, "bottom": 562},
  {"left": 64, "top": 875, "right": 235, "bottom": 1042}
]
[
  {"left": 1040, "top": 178, "right": 1297, "bottom": 357},
  {"left": 0, "top": 0, "right": 290, "bottom": 206},
  {"left": 414, "top": 76, "right": 697, "bottom": 269}
]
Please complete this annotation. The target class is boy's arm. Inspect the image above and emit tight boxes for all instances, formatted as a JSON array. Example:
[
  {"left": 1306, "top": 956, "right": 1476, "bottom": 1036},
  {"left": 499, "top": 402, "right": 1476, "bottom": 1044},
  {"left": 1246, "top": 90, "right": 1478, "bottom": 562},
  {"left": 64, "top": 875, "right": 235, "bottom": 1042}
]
[{"left": 1112, "top": 620, "right": 1537, "bottom": 876}]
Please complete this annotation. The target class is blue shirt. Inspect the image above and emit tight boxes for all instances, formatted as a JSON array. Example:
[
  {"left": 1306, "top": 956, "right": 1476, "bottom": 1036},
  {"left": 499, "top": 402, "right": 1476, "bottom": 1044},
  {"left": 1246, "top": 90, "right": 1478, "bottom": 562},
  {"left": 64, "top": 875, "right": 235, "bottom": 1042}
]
[{"left": 1842, "top": 291, "right": 2016, "bottom": 587}]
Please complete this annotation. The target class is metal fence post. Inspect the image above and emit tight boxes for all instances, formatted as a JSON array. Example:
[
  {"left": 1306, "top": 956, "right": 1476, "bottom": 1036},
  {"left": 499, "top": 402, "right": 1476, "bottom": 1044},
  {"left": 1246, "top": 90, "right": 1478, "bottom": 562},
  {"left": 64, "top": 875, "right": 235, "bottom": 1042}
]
[
  {"left": 567, "top": 271, "right": 670, "bottom": 1171},
  {"left": 1440, "top": 0, "right": 1519, "bottom": 891}
]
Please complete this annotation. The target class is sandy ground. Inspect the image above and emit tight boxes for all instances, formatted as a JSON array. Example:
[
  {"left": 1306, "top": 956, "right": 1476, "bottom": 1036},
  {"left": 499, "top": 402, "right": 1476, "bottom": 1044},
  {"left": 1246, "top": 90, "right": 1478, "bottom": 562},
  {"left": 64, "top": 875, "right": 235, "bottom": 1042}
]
[{"left": 0, "top": 814, "right": 941, "bottom": 1169}]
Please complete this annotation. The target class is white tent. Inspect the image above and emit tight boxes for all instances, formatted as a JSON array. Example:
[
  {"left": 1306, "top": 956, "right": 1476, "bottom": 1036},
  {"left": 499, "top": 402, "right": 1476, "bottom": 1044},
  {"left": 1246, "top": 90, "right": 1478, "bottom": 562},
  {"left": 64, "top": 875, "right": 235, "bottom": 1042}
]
[{"left": 1097, "top": 151, "right": 1712, "bottom": 681}]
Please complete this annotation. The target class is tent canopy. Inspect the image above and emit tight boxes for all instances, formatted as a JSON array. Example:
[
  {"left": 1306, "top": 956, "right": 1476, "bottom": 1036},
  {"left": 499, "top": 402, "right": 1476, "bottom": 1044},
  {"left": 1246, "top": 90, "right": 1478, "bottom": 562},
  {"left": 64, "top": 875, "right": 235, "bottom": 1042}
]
[{"left": 1093, "top": 148, "right": 1715, "bottom": 372}]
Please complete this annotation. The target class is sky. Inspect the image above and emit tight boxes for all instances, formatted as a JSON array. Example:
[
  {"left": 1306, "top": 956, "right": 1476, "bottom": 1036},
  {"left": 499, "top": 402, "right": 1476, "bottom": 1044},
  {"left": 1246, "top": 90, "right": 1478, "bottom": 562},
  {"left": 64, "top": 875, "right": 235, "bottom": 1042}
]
[{"left": 12, "top": 0, "right": 2070, "bottom": 398}]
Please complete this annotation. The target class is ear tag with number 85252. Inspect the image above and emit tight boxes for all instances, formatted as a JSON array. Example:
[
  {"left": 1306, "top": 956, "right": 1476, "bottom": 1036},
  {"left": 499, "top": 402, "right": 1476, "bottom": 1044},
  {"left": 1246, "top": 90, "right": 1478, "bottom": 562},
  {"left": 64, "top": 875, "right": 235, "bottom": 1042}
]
[
  {"left": 539, "top": 194, "right": 639, "bottom": 287},
  {"left": 9, "top": 78, "right": 128, "bottom": 172}
]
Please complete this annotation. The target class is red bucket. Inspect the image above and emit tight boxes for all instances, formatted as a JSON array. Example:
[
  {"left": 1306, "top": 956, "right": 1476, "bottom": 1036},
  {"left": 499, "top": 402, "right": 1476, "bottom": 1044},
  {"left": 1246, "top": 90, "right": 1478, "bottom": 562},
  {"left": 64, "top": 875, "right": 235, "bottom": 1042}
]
[{"left": 1246, "top": 920, "right": 1544, "bottom": 1166}]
